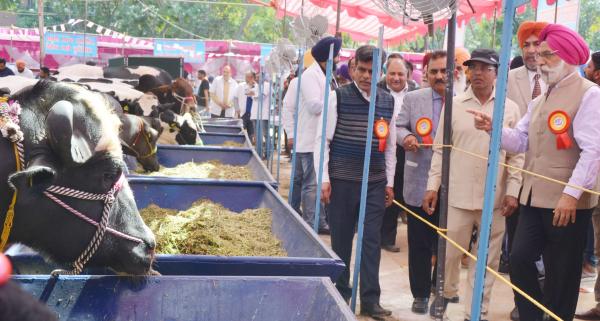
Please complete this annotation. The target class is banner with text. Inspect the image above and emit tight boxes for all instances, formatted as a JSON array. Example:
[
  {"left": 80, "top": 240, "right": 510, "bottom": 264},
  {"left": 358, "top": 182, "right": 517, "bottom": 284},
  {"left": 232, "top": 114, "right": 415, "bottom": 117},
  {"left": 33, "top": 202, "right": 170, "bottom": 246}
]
[
  {"left": 154, "top": 39, "right": 205, "bottom": 63},
  {"left": 44, "top": 32, "right": 98, "bottom": 57}
]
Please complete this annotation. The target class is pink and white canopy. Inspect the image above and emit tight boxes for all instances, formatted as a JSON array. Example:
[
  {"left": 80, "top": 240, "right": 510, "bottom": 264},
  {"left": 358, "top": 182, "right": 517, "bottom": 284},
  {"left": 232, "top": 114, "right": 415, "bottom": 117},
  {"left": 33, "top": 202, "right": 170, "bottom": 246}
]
[{"left": 257, "top": 0, "right": 555, "bottom": 45}]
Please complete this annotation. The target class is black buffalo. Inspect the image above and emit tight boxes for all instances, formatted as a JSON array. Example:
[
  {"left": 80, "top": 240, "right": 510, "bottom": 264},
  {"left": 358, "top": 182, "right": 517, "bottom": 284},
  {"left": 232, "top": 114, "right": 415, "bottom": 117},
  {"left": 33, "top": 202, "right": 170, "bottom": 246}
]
[{"left": 0, "top": 81, "right": 156, "bottom": 274}]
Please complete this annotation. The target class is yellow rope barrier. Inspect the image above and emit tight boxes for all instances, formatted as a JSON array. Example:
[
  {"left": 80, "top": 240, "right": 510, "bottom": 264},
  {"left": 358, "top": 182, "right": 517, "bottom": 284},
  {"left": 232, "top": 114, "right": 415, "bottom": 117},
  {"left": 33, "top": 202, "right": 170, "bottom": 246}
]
[
  {"left": 420, "top": 143, "right": 600, "bottom": 197},
  {"left": 395, "top": 200, "right": 564, "bottom": 321}
]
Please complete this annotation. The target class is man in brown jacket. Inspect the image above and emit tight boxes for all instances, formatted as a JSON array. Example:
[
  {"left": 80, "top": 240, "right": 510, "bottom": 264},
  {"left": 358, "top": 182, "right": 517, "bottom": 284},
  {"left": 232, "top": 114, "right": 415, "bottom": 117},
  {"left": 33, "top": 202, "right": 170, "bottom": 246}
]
[{"left": 470, "top": 24, "right": 600, "bottom": 321}]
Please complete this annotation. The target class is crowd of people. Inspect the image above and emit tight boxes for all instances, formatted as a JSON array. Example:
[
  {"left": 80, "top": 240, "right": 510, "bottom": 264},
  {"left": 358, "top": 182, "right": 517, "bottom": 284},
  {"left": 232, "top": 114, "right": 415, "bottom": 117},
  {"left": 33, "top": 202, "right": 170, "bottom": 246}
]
[
  {"left": 3, "top": 20, "right": 600, "bottom": 321},
  {"left": 275, "top": 22, "right": 600, "bottom": 321}
]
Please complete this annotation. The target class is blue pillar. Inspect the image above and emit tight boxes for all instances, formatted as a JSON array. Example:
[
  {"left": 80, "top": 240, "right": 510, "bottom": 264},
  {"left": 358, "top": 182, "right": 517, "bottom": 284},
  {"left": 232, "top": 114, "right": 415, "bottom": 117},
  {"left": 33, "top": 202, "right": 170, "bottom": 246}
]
[
  {"left": 314, "top": 44, "right": 335, "bottom": 233},
  {"left": 350, "top": 45, "right": 383, "bottom": 312},
  {"left": 287, "top": 49, "right": 304, "bottom": 205},
  {"left": 470, "top": 0, "right": 525, "bottom": 320}
]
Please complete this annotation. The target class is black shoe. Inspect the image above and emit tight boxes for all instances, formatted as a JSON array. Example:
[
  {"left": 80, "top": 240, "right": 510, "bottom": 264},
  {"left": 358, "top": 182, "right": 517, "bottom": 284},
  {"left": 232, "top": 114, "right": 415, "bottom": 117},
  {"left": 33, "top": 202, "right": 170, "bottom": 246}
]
[
  {"left": 360, "top": 303, "right": 392, "bottom": 319},
  {"left": 510, "top": 306, "right": 519, "bottom": 321},
  {"left": 449, "top": 295, "right": 459, "bottom": 303},
  {"left": 411, "top": 297, "right": 429, "bottom": 314},
  {"left": 318, "top": 227, "right": 330, "bottom": 235},
  {"left": 382, "top": 244, "right": 400, "bottom": 253},
  {"left": 429, "top": 296, "right": 451, "bottom": 318}
]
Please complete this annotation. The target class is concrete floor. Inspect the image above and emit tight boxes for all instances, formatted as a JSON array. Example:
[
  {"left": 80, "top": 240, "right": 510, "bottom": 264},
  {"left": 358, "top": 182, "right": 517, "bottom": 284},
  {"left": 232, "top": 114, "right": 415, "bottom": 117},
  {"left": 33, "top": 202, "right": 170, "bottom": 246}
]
[{"left": 274, "top": 155, "right": 597, "bottom": 321}]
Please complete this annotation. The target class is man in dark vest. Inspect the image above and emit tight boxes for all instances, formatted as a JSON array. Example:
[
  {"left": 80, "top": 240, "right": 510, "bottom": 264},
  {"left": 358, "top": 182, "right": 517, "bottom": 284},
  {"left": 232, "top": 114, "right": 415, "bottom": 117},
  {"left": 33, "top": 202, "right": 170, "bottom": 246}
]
[
  {"left": 470, "top": 24, "right": 600, "bottom": 321},
  {"left": 315, "top": 45, "right": 397, "bottom": 319}
]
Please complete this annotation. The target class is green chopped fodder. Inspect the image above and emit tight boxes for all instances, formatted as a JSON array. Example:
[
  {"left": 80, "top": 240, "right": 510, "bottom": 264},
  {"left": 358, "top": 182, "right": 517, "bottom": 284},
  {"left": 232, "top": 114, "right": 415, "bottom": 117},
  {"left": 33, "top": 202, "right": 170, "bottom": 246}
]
[
  {"left": 140, "top": 200, "right": 287, "bottom": 256},
  {"left": 141, "top": 160, "right": 253, "bottom": 180}
]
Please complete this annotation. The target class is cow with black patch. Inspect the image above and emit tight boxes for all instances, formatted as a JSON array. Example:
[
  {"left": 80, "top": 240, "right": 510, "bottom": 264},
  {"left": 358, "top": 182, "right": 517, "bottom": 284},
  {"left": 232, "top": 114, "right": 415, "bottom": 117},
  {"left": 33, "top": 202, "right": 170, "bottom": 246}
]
[{"left": 0, "top": 81, "right": 156, "bottom": 275}]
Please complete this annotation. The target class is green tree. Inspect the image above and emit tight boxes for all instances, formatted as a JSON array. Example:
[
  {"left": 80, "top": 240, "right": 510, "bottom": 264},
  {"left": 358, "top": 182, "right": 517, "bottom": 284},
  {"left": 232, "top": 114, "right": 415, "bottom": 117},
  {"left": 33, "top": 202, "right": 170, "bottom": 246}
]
[
  {"left": 1, "top": 0, "right": 283, "bottom": 43},
  {"left": 578, "top": 0, "right": 600, "bottom": 51}
]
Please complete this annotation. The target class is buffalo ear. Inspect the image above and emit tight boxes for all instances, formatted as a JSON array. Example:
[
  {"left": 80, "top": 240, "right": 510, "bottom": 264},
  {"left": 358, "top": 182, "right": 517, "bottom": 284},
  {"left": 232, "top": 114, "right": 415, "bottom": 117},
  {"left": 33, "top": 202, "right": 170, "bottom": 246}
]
[
  {"left": 45, "top": 100, "right": 95, "bottom": 165},
  {"left": 8, "top": 165, "right": 56, "bottom": 192}
]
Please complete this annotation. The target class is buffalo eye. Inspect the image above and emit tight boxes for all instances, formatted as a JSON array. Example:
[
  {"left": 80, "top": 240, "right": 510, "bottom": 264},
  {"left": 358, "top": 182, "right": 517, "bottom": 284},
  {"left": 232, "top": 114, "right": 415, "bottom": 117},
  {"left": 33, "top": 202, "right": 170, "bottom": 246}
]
[{"left": 103, "top": 172, "right": 117, "bottom": 182}]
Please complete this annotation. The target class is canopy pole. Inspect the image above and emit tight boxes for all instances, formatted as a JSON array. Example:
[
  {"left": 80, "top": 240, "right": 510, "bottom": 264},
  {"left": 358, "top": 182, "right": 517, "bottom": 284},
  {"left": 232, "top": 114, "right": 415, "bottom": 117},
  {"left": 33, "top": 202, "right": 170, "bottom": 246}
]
[
  {"left": 287, "top": 49, "right": 305, "bottom": 205},
  {"left": 350, "top": 26, "right": 385, "bottom": 313},
  {"left": 38, "top": 0, "right": 45, "bottom": 68},
  {"left": 313, "top": 43, "right": 335, "bottom": 233},
  {"left": 491, "top": 7, "right": 498, "bottom": 49},
  {"left": 432, "top": 12, "right": 456, "bottom": 320},
  {"left": 335, "top": 0, "right": 342, "bottom": 36},
  {"left": 257, "top": 62, "right": 265, "bottom": 158},
  {"left": 470, "top": 0, "right": 523, "bottom": 320},
  {"left": 276, "top": 73, "right": 285, "bottom": 182}
]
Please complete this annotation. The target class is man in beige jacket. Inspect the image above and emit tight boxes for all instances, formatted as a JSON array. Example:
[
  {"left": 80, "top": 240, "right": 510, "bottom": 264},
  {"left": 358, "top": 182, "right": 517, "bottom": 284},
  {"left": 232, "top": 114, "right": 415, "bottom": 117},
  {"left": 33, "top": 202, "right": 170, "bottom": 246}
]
[{"left": 423, "top": 49, "right": 524, "bottom": 320}]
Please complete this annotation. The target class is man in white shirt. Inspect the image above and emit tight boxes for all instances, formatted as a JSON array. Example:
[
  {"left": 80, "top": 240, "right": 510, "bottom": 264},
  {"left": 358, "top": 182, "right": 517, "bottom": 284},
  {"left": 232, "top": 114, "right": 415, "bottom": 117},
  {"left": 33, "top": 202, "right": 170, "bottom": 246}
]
[
  {"left": 235, "top": 71, "right": 270, "bottom": 148},
  {"left": 12, "top": 60, "right": 34, "bottom": 79},
  {"left": 209, "top": 65, "right": 238, "bottom": 118},
  {"left": 315, "top": 45, "right": 396, "bottom": 319},
  {"left": 295, "top": 36, "right": 341, "bottom": 232},
  {"left": 377, "top": 53, "right": 411, "bottom": 253}
]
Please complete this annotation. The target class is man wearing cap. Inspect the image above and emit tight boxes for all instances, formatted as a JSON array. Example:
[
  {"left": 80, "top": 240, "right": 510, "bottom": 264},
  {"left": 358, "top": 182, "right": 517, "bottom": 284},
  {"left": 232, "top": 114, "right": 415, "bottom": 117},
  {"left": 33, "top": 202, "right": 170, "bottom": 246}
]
[
  {"left": 377, "top": 53, "right": 412, "bottom": 253},
  {"left": 470, "top": 24, "right": 600, "bottom": 321},
  {"left": 316, "top": 44, "right": 395, "bottom": 319},
  {"left": 396, "top": 50, "right": 448, "bottom": 314},
  {"left": 424, "top": 48, "right": 523, "bottom": 320},
  {"left": 294, "top": 36, "right": 341, "bottom": 232}
]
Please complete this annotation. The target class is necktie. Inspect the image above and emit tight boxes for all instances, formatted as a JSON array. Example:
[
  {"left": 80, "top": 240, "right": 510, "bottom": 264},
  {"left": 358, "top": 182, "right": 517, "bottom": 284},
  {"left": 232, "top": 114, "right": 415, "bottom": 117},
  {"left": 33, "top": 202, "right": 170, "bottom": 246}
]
[
  {"left": 245, "top": 96, "right": 253, "bottom": 115},
  {"left": 532, "top": 74, "right": 541, "bottom": 99}
]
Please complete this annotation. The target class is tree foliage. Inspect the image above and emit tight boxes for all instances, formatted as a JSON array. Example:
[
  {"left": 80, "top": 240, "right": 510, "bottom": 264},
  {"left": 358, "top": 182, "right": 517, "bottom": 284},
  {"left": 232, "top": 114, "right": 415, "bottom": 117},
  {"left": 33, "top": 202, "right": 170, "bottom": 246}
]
[{"left": 0, "top": 0, "right": 283, "bottom": 43}]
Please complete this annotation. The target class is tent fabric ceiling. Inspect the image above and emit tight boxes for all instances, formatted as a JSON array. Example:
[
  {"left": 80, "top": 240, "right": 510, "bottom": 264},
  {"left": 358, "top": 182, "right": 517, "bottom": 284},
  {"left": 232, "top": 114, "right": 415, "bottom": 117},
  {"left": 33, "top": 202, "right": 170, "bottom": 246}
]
[{"left": 262, "top": 0, "right": 551, "bottom": 45}]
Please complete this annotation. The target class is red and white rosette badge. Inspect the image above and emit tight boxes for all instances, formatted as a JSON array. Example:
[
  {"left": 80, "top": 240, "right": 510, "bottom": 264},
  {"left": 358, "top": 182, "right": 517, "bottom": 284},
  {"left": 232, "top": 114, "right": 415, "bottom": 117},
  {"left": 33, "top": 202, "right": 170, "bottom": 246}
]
[
  {"left": 374, "top": 118, "right": 389, "bottom": 152},
  {"left": 548, "top": 110, "right": 572, "bottom": 150},
  {"left": 0, "top": 253, "right": 11, "bottom": 286},
  {"left": 416, "top": 117, "right": 433, "bottom": 146}
]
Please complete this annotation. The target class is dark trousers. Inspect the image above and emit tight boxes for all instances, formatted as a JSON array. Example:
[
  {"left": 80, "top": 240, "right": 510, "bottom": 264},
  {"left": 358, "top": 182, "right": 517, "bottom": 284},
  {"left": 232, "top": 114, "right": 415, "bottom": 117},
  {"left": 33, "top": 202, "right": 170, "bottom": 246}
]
[
  {"left": 329, "top": 178, "right": 386, "bottom": 304},
  {"left": 510, "top": 205, "right": 592, "bottom": 321},
  {"left": 407, "top": 204, "right": 439, "bottom": 299},
  {"left": 381, "top": 147, "right": 405, "bottom": 246},
  {"left": 242, "top": 113, "right": 254, "bottom": 137}
]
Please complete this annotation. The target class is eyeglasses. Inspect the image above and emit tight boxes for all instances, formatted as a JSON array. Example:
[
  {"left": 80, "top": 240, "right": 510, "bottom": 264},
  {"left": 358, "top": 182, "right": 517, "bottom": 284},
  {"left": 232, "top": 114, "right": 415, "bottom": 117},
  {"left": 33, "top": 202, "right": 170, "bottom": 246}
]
[{"left": 535, "top": 50, "right": 558, "bottom": 60}]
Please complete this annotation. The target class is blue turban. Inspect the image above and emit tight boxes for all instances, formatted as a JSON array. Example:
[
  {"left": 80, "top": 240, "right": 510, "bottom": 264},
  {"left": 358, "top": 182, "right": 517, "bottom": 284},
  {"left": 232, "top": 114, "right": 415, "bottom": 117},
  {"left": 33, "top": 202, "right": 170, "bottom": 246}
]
[{"left": 311, "top": 37, "right": 342, "bottom": 62}]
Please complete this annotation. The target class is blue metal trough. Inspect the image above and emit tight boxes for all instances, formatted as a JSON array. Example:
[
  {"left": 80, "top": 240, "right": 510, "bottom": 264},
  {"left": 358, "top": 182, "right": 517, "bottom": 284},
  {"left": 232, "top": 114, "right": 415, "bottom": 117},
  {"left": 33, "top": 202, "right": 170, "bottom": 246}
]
[
  {"left": 198, "top": 132, "right": 251, "bottom": 148},
  {"left": 13, "top": 275, "right": 357, "bottom": 321},
  {"left": 202, "top": 118, "right": 243, "bottom": 127},
  {"left": 202, "top": 124, "right": 243, "bottom": 134},
  {"left": 129, "top": 145, "right": 276, "bottom": 187},
  {"left": 10, "top": 179, "right": 345, "bottom": 280}
]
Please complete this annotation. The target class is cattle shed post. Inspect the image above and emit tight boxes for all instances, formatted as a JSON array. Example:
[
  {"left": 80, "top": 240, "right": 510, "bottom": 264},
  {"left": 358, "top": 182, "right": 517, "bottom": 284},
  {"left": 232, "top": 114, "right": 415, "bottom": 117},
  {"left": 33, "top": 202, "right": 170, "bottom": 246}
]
[
  {"left": 38, "top": 0, "right": 44, "bottom": 68},
  {"left": 287, "top": 49, "right": 304, "bottom": 205},
  {"left": 313, "top": 44, "right": 335, "bottom": 233},
  {"left": 431, "top": 12, "right": 457, "bottom": 320},
  {"left": 350, "top": 26, "right": 384, "bottom": 312},
  {"left": 469, "top": 1, "right": 525, "bottom": 320}
]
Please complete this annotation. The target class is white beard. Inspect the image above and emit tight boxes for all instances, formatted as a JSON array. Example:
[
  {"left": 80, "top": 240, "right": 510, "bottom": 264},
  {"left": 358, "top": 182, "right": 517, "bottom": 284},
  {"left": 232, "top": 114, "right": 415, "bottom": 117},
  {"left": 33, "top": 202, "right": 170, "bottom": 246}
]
[
  {"left": 541, "top": 60, "right": 566, "bottom": 85},
  {"left": 454, "top": 72, "right": 467, "bottom": 93}
]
